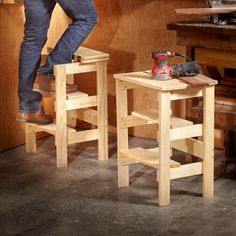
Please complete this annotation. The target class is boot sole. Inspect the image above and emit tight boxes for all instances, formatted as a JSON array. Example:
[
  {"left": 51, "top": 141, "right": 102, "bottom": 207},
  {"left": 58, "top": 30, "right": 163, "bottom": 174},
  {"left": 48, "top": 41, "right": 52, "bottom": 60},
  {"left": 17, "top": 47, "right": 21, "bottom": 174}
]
[{"left": 16, "top": 117, "right": 53, "bottom": 125}]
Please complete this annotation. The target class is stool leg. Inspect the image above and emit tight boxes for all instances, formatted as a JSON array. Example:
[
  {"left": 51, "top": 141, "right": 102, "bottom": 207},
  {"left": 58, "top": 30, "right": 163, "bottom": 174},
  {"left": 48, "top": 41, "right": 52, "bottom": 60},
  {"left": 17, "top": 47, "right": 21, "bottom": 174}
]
[
  {"left": 25, "top": 124, "right": 36, "bottom": 153},
  {"left": 54, "top": 65, "right": 68, "bottom": 168},
  {"left": 158, "top": 91, "right": 171, "bottom": 206},
  {"left": 203, "top": 86, "right": 215, "bottom": 198},
  {"left": 116, "top": 79, "right": 129, "bottom": 187},
  {"left": 97, "top": 61, "right": 108, "bottom": 160},
  {"left": 67, "top": 75, "right": 77, "bottom": 128}
]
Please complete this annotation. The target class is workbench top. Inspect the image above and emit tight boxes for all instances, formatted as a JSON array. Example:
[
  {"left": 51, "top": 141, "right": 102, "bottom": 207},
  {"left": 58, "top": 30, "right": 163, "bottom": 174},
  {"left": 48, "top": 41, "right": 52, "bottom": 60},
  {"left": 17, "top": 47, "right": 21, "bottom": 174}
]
[{"left": 167, "top": 20, "right": 236, "bottom": 36}]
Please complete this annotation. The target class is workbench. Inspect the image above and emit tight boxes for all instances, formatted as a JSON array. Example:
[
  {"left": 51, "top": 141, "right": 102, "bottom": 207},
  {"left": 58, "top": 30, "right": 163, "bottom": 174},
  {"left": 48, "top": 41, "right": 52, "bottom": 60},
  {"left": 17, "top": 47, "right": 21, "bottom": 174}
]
[
  {"left": 168, "top": 21, "right": 236, "bottom": 157},
  {"left": 114, "top": 72, "right": 215, "bottom": 206}
]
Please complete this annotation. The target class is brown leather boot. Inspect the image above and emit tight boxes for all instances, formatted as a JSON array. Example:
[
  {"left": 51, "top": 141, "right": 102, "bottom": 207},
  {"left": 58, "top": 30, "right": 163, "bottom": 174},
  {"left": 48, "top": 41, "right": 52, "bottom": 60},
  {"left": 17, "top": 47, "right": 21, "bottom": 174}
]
[
  {"left": 16, "top": 108, "right": 53, "bottom": 125},
  {"left": 33, "top": 74, "right": 78, "bottom": 94}
]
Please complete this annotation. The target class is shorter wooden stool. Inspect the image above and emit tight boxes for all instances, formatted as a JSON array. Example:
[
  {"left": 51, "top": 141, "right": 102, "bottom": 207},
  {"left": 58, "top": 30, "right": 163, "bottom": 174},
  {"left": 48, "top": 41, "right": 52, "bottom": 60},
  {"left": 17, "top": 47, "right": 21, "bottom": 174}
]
[
  {"left": 114, "top": 71, "right": 216, "bottom": 206},
  {"left": 25, "top": 47, "right": 109, "bottom": 167}
]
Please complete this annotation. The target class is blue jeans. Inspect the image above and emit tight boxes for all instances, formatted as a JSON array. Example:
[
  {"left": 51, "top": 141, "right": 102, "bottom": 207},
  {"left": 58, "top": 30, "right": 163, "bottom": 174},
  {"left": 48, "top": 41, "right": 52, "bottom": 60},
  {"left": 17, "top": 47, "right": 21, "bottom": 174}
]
[{"left": 18, "top": 0, "right": 97, "bottom": 113}]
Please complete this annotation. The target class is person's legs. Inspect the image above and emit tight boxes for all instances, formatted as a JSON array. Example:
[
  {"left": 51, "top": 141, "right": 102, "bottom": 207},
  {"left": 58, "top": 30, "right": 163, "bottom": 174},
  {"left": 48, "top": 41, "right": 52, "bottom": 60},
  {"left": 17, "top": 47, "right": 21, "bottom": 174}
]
[
  {"left": 37, "top": 0, "right": 98, "bottom": 75},
  {"left": 18, "top": 0, "right": 56, "bottom": 113}
]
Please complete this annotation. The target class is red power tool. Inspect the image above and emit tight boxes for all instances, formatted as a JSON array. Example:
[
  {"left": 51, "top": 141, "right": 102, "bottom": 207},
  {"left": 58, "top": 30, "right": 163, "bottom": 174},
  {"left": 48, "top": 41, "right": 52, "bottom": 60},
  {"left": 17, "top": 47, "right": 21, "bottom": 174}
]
[{"left": 151, "top": 50, "right": 200, "bottom": 81}]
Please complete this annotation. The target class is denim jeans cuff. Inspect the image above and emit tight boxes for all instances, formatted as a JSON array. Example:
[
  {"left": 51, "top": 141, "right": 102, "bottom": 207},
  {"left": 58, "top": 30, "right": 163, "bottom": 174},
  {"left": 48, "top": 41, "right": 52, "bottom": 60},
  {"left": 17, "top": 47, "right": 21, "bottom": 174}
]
[{"left": 19, "top": 108, "right": 41, "bottom": 113}]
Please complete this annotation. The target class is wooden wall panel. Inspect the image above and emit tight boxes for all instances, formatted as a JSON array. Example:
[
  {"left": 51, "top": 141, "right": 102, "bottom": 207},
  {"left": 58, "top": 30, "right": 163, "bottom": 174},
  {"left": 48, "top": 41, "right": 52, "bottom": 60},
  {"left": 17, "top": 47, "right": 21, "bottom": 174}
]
[
  {"left": 83, "top": 0, "right": 206, "bottom": 138},
  {"left": 0, "top": 4, "right": 69, "bottom": 151},
  {"left": 0, "top": 0, "right": 206, "bottom": 151}
]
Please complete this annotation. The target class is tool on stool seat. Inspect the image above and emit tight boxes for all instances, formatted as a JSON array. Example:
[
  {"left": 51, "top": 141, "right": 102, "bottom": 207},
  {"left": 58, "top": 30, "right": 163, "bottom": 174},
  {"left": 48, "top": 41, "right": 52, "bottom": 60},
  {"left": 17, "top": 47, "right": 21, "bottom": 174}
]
[
  {"left": 150, "top": 50, "right": 218, "bottom": 86},
  {"left": 151, "top": 50, "right": 200, "bottom": 81}
]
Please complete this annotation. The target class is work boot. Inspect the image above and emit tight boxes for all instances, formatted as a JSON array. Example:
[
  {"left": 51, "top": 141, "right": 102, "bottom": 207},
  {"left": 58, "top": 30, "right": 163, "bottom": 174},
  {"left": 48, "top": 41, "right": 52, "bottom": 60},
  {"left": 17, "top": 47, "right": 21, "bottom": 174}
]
[
  {"left": 16, "top": 108, "right": 53, "bottom": 125},
  {"left": 33, "top": 74, "right": 78, "bottom": 94}
]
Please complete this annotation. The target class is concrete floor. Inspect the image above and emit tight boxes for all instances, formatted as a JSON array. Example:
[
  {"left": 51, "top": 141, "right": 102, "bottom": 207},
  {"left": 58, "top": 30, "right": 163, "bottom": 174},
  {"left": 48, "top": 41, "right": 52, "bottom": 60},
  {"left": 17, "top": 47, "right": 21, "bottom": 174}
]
[{"left": 0, "top": 134, "right": 236, "bottom": 236}]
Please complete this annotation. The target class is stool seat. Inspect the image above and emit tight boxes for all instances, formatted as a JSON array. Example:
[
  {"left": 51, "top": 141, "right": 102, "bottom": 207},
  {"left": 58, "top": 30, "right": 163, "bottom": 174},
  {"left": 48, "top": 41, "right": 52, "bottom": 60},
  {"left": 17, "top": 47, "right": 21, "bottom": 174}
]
[{"left": 74, "top": 47, "right": 109, "bottom": 63}]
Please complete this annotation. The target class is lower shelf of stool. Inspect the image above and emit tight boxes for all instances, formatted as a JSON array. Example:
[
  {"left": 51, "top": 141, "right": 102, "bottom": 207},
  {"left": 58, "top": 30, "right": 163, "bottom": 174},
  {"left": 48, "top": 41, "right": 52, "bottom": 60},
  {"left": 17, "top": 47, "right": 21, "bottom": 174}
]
[
  {"left": 120, "top": 147, "right": 181, "bottom": 169},
  {"left": 120, "top": 147, "right": 203, "bottom": 180},
  {"left": 26, "top": 122, "right": 98, "bottom": 144},
  {"left": 27, "top": 121, "right": 75, "bottom": 136}
]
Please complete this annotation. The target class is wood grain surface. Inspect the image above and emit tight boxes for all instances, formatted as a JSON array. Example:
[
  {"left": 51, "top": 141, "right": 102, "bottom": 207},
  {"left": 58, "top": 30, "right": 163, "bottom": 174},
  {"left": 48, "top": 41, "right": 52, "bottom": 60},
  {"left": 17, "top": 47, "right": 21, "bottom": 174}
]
[
  {"left": 0, "top": 4, "right": 70, "bottom": 151},
  {"left": 0, "top": 0, "right": 206, "bottom": 151},
  {"left": 175, "top": 7, "right": 236, "bottom": 16}
]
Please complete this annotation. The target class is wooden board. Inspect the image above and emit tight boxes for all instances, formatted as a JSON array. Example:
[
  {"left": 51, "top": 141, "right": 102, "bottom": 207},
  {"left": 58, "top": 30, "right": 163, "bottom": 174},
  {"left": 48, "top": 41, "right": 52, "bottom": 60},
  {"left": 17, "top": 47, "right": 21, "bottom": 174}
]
[
  {"left": 167, "top": 21, "right": 236, "bottom": 36},
  {"left": 175, "top": 7, "right": 236, "bottom": 16},
  {"left": 195, "top": 48, "right": 236, "bottom": 68},
  {"left": 114, "top": 71, "right": 189, "bottom": 91},
  {"left": 66, "top": 91, "right": 88, "bottom": 100},
  {"left": 74, "top": 47, "right": 109, "bottom": 63},
  {"left": 120, "top": 147, "right": 181, "bottom": 169},
  {"left": 26, "top": 122, "right": 76, "bottom": 136},
  {"left": 131, "top": 109, "right": 193, "bottom": 128},
  {"left": 114, "top": 72, "right": 216, "bottom": 91}
]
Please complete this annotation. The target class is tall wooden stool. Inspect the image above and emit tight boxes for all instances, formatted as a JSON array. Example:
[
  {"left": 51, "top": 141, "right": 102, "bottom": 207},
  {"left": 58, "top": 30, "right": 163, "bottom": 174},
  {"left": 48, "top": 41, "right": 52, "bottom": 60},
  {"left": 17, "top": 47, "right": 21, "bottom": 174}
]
[
  {"left": 114, "top": 71, "right": 216, "bottom": 206},
  {"left": 25, "top": 47, "right": 109, "bottom": 167}
]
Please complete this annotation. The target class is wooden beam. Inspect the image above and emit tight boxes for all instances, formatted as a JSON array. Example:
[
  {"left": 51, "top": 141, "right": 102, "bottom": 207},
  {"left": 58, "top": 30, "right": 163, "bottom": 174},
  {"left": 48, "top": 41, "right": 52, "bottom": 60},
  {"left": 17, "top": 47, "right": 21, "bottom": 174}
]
[
  {"left": 68, "top": 129, "right": 98, "bottom": 144},
  {"left": 170, "top": 124, "right": 203, "bottom": 141},
  {"left": 25, "top": 124, "right": 36, "bottom": 153},
  {"left": 171, "top": 87, "right": 203, "bottom": 101},
  {"left": 65, "top": 63, "right": 96, "bottom": 75},
  {"left": 120, "top": 147, "right": 180, "bottom": 169},
  {"left": 116, "top": 79, "right": 129, "bottom": 187},
  {"left": 157, "top": 162, "right": 203, "bottom": 181},
  {"left": 203, "top": 86, "right": 215, "bottom": 198},
  {"left": 158, "top": 91, "right": 171, "bottom": 206},
  {"left": 66, "top": 96, "right": 97, "bottom": 111},
  {"left": 171, "top": 138, "right": 204, "bottom": 159},
  {"left": 54, "top": 64, "right": 68, "bottom": 168},
  {"left": 97, "top": 61, "right": 108, "bottom": 160},
  {"left": 120, "top": 115, "right": 156, "bottom": 128},
  {"left": 75, "top": 108, "right": 97, "bottom": 126}
]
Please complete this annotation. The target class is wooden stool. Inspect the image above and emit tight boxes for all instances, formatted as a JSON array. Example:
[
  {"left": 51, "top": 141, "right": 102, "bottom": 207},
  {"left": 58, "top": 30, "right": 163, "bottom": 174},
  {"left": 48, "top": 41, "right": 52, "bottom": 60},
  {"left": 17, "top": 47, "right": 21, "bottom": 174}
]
[
  {"left": 114, "top": 71, "right": 216, "bottom": 206},
  {"left": 25, "top": 47, "right": 109, "bottom": 167}
]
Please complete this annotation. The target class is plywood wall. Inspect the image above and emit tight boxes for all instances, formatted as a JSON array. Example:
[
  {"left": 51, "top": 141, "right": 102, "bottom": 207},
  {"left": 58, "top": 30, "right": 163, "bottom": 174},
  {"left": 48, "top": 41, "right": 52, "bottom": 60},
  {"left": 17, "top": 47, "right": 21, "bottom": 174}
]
[
  {"left": 0, "top": 3, "right": 69, "bottom": 151},
  {"left": 85, "top": 0, "right": 206, "bottom": 138},
  {"left": 0, "top": 0, "right": 206, "bottom": 151}
]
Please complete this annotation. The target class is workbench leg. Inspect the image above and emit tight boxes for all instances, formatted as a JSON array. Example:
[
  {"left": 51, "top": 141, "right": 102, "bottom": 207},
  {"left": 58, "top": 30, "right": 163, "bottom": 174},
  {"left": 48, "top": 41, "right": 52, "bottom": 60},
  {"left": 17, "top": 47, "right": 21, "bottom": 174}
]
[
  {"left": 203, "top": 86, "right": 215, "bottom": 198},
  {"left": 55, "top": 65, "right": 68, "bottom": 168},
  {"left": 97, "top": 61, "right": 108, "bottom": 160},
  {"left": 158, "top": 91, "right": 171, "bottom": 206},
  {"left": 25, "top": 124, "right": 36, "bottom": 153},
  {"left": 116, "top": 79, "right": 129, "bottom": 187}
]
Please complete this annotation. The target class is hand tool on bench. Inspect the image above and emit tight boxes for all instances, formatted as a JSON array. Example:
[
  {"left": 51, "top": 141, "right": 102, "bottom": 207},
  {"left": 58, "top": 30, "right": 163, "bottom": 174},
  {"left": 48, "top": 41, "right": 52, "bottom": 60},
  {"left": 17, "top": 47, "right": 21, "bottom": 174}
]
[
  {"left": 175, "top": 0, "right": 236, "bottom": 25},
  {"left": 150, "top": 50, "right": 218, "bottom": 86},
  {"left": 150, "top": 50, "right": 200, "bottom": 80}
]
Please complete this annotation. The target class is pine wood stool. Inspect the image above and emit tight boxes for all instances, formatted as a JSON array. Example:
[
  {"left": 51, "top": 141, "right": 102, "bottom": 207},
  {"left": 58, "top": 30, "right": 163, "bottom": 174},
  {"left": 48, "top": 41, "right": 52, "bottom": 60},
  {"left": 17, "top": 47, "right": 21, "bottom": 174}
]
[
  {"left": 114, "top": 71, "right": 216, "bottom": 206},
  {"left": 25, "top": 47, "right": 109, "bottom": 167}
]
